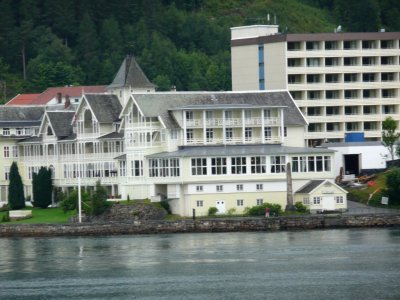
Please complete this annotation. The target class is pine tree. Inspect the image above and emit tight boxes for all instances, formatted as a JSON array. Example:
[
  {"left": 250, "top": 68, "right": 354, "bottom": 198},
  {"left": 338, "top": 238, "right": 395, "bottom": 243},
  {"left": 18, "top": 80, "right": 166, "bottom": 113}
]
[
  {"left": 8, "top": 162, "right": 25, "bottom": 210},
  {"left": 90, "top": 181, "right": 110, "bottom": 216}
]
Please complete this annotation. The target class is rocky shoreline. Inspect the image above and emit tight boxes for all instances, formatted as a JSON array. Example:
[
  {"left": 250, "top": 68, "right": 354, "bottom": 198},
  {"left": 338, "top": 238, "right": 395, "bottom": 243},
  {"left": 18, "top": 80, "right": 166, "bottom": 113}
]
[{"left": 1, "top": 214, "right": 400, "bottom": 237}]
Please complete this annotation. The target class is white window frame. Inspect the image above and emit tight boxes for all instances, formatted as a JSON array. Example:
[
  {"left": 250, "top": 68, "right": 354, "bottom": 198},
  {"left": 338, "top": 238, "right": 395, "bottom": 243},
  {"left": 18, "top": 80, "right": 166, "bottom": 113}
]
[
  {"left": 196, "top": 185, "right": 203, "bottom": 192},
  {"left": 256, "top": 198, "right": 263, "bottom": 205},
  {"left": 196, "top": 200, "right": 203, "bottom": 207},
  {"left": 237, "top": 199, "right": 244, "bottom": 207},
  {"left": 313, "top": 196, "right": 321, "bottom": 205},
  {"left": 256, "top": 183, "right": 263, "bottom": 191},
  {"left": 236, "top": 184, "right": 243, "bottom": 191},
  {"left": 216, "top": 185, "right": 223, "bottom": 192},
  {"left": 191, "top": 158, "right": 207, "bottom": 176}
]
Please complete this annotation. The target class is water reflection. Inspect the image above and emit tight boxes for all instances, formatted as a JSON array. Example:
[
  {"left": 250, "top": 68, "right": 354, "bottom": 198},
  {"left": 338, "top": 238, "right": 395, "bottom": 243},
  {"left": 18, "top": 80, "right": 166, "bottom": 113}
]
[{"left": 0, "top": 229, "right": 399, "bottom": 299}]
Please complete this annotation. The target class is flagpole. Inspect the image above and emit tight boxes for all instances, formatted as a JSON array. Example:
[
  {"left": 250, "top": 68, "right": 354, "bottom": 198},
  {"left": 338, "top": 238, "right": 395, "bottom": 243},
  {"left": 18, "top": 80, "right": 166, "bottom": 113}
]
[{"left": 78, "top": 141, "right": 82, "bottom": 223}]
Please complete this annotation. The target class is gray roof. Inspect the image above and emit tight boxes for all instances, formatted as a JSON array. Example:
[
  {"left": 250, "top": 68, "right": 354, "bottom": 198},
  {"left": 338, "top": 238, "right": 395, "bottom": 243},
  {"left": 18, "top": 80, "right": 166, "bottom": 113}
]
[
  {"left": 59, "top": 133, "right": 77, "bottom": 141},
  {"left": 146, "top": 144, "right": 334, "bottom": 158},
  {"left": 132, "top": 91, "right": 306, "bottom": 129},
  {"left": 108, "top": 55, "right": 156, "bottom": 89},
  {"left": 98, "top": 132, "right": 124, "bottom": 140},
  {"left": 18, "top": 136, "right": 42, "bottom": 144},
  {"left": 84, "top": 94, "right": 122, "bottom": 123},
  {"left": 47, "top": 111, "right": 74, "bottom": 138},
  {"left": 0, "top": 106, "right": 44, "bottom": 127},
  {"left": 295, "top": 180, "right": 325, "bottom": 194}
]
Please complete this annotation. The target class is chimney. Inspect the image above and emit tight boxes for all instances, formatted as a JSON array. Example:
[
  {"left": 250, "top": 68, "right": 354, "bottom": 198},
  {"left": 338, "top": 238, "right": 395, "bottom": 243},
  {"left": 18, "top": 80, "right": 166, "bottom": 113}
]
[
  {"left": 57, "top": 92, "right": 62, "bottom": 104},
  {"left": 65, "top": 94, "right": 71, "bottom": 109}
]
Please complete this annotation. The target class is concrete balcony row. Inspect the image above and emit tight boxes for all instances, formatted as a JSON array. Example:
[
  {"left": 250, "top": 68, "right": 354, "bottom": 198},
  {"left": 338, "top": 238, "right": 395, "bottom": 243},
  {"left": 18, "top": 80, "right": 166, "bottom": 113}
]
[
  {"left": 186, "top": 117, "right": 280, "bottom": 128},
  {"left": 287, "top": 65, "right": 399, "bottom": 74},
  {"left": 295, "top": 99, "right": 400, "bottom": 106},
  {"left": 306, "top": 113, "right": 399, "bottom": 123},
  {"left": 287, "top": 48, "right": 400, "bottom": 58},
  {"left": 288, "top": 81, "right": 399, "bottom": 90}
]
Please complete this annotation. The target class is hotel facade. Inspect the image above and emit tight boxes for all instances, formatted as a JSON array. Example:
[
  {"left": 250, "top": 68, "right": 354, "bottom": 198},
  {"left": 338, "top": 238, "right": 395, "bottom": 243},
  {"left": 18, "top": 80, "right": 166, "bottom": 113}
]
[
  {"left": 231, "top": 25, "right": 400, "bottom": 147},
  {"left": 0, "top": 56, "right": 347, "bottom": 216}
]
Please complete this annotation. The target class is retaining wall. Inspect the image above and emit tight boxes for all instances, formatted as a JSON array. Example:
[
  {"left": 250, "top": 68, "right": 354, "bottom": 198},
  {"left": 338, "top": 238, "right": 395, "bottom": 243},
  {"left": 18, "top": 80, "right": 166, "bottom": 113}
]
[{"left": 1, "top": 214, "right": 400, "bottom": 237}]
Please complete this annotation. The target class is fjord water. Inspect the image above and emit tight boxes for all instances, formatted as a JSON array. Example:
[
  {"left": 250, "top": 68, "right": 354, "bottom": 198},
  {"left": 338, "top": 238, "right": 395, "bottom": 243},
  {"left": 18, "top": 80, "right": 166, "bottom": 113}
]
[{"left": 1, "top": 229, "right": 399, "bottom": 300}]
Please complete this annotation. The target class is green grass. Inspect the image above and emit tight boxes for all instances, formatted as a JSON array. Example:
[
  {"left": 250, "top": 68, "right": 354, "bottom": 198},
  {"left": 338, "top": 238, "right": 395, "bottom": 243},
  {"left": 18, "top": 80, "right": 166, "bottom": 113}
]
[{"left": 0, "top": 207, "right": 76, "bottom": 224}]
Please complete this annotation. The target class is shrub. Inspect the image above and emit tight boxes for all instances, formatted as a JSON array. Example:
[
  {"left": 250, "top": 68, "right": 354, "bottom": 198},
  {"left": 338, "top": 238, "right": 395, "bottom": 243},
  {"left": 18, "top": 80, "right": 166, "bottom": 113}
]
[
  {"left": 159, "top": 201, "right": 171, "bottom": 214},
  {"left": 386, "top": 168, "right": 400, "bottom": 205},
  {"left": 127, "top": 195, "right": 130, "bottom": 202},
  {"left": 1, "top": 212, "right": 10, "bottom": 222},
  {"left": 89, "top": 181, "right": 111, "bottom": 216},
  {"left": 208, "top": 207, "right": 218, "bottom": 216},
  {"left": 247, "top": 203, "right": 282, "bottom": 216},
  {"left": 227, "top": 208, "right": 236, "bottom": 215},
  {"left": 60, "top": 189, "right": 91, "bottom": 213},
  {"left": 294, "top": 201, "right": 309, "bottom": 213},
  {"left": 0, "top": 204, "right": 9, "bottom": 212}
]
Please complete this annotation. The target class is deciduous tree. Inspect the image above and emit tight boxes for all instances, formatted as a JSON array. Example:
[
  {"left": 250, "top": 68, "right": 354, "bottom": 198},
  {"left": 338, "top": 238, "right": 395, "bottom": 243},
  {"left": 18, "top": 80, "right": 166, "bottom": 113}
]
[{"left": 382, "top": 117, "right": 400, "bottom": 161}]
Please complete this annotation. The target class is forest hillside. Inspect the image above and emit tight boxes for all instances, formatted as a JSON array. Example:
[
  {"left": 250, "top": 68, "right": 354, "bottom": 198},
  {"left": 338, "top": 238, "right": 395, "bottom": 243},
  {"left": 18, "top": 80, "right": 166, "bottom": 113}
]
[{"left": 0, "top": 0, "right": 398, "bottom": 103}]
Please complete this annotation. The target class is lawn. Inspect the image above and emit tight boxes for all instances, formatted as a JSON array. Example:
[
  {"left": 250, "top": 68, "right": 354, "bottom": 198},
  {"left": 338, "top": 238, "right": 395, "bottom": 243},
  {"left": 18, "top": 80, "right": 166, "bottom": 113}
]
[
  {"left": 0, "top": 207, "right": 76, "bottom": 224},
  {"left": 346, "top": 167, "right": 400, "bottom": 208}
]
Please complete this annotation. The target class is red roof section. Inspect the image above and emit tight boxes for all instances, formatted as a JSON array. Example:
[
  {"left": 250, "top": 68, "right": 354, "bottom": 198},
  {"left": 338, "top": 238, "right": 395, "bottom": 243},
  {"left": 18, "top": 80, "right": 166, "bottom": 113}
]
[
  {"left": 6, "top": 93, "right": 40, "bottom": 105},
  {"left": 32, "top": 85, "right": 107, "bottom": 105}
]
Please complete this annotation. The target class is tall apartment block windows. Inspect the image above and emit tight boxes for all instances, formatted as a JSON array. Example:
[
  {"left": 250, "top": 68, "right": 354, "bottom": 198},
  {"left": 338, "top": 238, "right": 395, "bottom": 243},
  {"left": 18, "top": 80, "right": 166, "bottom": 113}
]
[{"left": 258, "top": 44, "right": 265, "bottom": 90}]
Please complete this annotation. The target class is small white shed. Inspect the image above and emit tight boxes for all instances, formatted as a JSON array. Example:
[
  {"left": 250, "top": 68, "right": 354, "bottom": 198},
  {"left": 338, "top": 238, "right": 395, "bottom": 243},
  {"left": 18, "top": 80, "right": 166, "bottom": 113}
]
[{"left": 294, "top": 179, "right": 348, "bottom": 213}]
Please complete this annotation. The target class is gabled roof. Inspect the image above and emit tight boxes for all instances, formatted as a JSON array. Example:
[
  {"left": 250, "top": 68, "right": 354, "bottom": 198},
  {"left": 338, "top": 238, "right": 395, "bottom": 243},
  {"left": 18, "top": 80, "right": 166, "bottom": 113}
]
[
  {"left": 6, "top": 94, "right": 40, "bottom": 105},
  {"left": 295, "top": 179, "right": 348, "bottom": 194},
  {"left": 98, "top": 132, "right": 124, "bottom": 140},
  {"left": 131, "top": 91, "right": 307, "bottom": 129},
  {"left": 32, "top": 86, "right": 106, "bottom": 105},
  {"left": 0, "top": 106, "right": 44, "bottom": 127},
  {"left": 108, "top": 55, "right": 156, "bottom": 89},
  {"left": 84, "top": 94, "right": 122, "bottom": 123},
  {"left": 46, "top": 111, "right": 75, "bottom": 138}
]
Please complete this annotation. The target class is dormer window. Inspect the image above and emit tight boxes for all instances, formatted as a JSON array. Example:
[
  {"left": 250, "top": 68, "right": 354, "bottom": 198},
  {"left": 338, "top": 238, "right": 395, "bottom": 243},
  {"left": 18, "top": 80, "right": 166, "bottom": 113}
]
[{"left": 3, "top": 128, "right": 10, "bottom": 136}]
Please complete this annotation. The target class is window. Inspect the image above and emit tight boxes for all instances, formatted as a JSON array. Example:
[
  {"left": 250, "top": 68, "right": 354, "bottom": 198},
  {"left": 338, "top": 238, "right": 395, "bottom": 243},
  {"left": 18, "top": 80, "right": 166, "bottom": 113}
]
[
  {"left": 236, "top": 184, "right": 243, "bottom": 191},
  {"left": 196, "top": 200, "right": 204, "bottom": 207},
  {"left": 270, "top": 156, "right": 286, "bottom": 173},
  {"left": 264, "top": 127, "right": 272, "bottom": 140},
  {"left": 205, "top": 110, "right": 213, "bottom": 120},
  {"left": 344, "top": 40, "right": 357, "bottom": 49},
  {"left": 225, "top": 128, "right": 233, "bottom": 141},
  {"left": 186, "top": 111, "right": 193, "bottom": 120},
  {"left": 119, "top": 160, "right": 126, "bottom": 177},
  {"left": 245, "top": 127, "right": 252, "bottom": 141},
  {"left": 237, "top": 199, "right": 244, "bottom": 207},
  {"left": 316, "top": 156, "right": 323, "bottom": 172},
  {"left": 24, "top": 128, "right": 31, "bottom": 135},
  {"left": 307, "top": 74, "right": 321, "bottom": 83},
  {"left": 381, "top": 72, "right": 395, "bottom": 82},
  {"left": 186, "top": 129, "right": 194, "bottom": 142},
  {"left": 224, "top": 110, "right": 232, "bottom": 119},
  {"left": 381, "top": 40, "right": 394, "bottom": 49},
  {"left": 3, "top": 128, "right": 10, "bottom": 136},
  {"left": 231, "top": 157, "right": 246, "bottom": 174},
  {"left": 306, "top": 58, "right": 320, "bottom": 67},
  {"left": 303, "top": 197, "right": 310, "bottom": 205},
  {"left": 132, "top": 160, "right": 143, "bottom": 177},
  {"left": 4, "top": 166, "right": 10, "bottom": 181},
  {"left": 149, "top": 158, "right": 180, "bottom": 177},
  {"left": 191, "top": 158, "right": 207, "bottom": 175},
  {"left": 170, "top": 129, "right": 178, "bottom": 139},
  {"left": 16, "top": 128, "right": 23, "bottom": 136},
  {"left": 196, "top": 186, "right": 203, "bottom": 192},
  {"left": 325, "top": 74, "right": 339, "bottom": 83},
  {"left": 251, "top": 156, "right": 266, "bottom": 174},
  {"left": 335, "top": 196, "right": 344, "bottom": 203},
  {"left": 308, "top": 156, "right": 315, "bottom": 172},
  {"left": 3, "top": 146, "right": 10, "bottom": 158},
  {"left": 344, "top": 57, "right": 358, "bottom": 66},
  {"left": 313, "top": 196, "right": 321, "bottom": 204},
  {"left": 256, "top": 199, "right": 263, "bottom": 205},
  {"left": 211, "top": 157, "right": 227, "bottom": 175},
  {"left": 245, "top": 110, "right": 252, "bottom": 119},
  {"left": 12, "top": 146, "right": 18, "bottom": 158},
  {"left": 256, "top": 184, "right": 263, "bottom": 191},
  {"left": 344, "top": 73, "right": 358, "bottom": 82},
  {"left": 292, "top": 156, "right": 307, "bottom": 172},
  {"left": 206, "top": 128, "right": 213, "bottom": 142},
  {"left": 324, "top": 156, "right": 331, "bottom": 172},
  {"left": 216, "top": 185, "right": 223, "bottom": 192}
]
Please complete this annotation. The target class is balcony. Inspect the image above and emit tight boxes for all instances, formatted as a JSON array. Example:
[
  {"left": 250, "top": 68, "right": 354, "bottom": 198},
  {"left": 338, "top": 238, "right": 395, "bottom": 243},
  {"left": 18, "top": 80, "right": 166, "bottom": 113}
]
[
  {"left": 186, "top": 117, "right": 281, "bottom": 128},
  {"left": 185, "top": 136, "right": 281, "bottom": 145}
]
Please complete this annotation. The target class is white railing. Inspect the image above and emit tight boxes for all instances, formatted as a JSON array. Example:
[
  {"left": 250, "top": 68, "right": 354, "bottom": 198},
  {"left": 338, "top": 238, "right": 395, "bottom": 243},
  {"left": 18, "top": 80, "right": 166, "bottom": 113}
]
[
  {"left": 186, "top": 136, "right": 281, "bottom": 145},
  {"left": 187, "top": 117, "right": 281, "bottom": 128}
]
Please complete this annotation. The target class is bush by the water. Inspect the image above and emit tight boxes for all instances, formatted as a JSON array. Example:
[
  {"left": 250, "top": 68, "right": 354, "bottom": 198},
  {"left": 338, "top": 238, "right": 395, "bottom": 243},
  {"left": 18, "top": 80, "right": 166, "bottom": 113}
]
[
  {"left": 247, "top": 203, "right": 282, "bottom": 216},
  {"left": 208, "top": 207, "right": 218, "bottom": 216},
  {"left": 294, "top": 202, "right": 309, "bottom": 213},
  {"left": 386, "top": 168, "right": 400, "bottom": 205}
]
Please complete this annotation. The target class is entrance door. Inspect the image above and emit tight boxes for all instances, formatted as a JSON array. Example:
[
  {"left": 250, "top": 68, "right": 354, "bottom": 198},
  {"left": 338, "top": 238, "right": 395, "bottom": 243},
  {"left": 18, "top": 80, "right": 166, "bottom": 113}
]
[
  {"left": 216, "top": 200, "right": 226, "bottom": 214},
  {"left": 344, "top": 154, "right": 360, "bottom": 175},
  {"left": 322, "top": 196, "right": 335, "bottom": 211}
]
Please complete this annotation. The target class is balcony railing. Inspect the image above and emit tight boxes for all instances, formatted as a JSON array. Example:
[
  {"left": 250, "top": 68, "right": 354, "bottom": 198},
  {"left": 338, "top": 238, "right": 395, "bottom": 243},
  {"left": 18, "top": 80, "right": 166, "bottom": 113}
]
[
  {"left": 185, "top": 136, "right": 281, "bottom": 145},
  {"left": 186, "top": 117, "right": 280, "bottom": 128}
]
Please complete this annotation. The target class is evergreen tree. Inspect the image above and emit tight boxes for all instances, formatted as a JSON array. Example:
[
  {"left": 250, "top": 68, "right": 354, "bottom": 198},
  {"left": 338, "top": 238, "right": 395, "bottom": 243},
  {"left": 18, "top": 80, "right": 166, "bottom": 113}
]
[
  {"left": 8, "top": 162, "right": 25, "bottom": 210},
  {"left": 90, "top": 181, "right": 111, "bottom": 216},
  {"left": 32, "top": 167, "right": 53, "bottom": 208}
]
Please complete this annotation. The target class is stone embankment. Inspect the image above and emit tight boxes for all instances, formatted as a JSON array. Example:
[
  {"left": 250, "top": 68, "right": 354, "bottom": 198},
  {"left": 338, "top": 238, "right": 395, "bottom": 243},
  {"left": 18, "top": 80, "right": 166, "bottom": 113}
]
[{"left": 0, "top": 214, "right": 400, "bottom": 237}]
